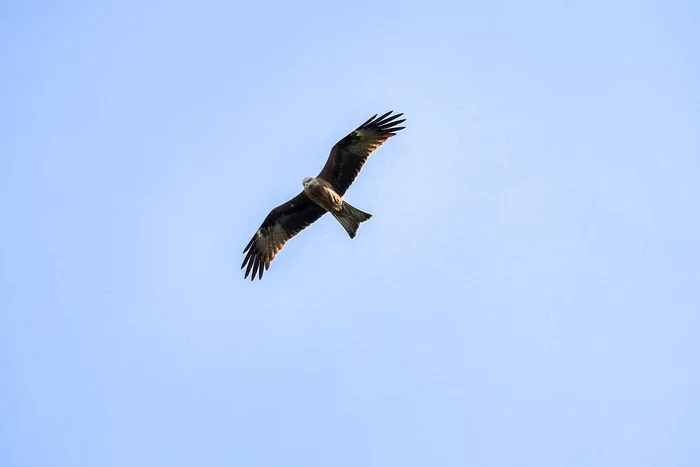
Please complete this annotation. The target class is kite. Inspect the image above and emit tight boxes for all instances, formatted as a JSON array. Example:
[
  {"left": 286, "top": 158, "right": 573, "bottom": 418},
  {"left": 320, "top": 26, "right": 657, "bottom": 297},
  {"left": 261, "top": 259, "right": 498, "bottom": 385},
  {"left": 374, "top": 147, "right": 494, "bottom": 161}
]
[{"left": 242, "top": 111, "right": 406, "bottom": 280}]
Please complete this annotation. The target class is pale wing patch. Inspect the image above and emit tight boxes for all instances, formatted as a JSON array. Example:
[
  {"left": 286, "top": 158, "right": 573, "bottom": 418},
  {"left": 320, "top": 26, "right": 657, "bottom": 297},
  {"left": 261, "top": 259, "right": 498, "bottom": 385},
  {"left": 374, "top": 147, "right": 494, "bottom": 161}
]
[
  {"left": 256, "top": 223, "right": 290, "bottom": 268},
  {"left": 353, "top": 129, "right": 388, "bottom": 153}
]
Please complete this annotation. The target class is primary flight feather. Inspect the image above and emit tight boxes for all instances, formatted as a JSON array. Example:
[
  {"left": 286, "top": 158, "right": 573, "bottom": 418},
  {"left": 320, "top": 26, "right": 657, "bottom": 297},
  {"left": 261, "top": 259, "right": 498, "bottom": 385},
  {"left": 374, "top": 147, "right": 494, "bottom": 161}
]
[{"left": 241, "top": 111, "right": 406, "bottom": 280}]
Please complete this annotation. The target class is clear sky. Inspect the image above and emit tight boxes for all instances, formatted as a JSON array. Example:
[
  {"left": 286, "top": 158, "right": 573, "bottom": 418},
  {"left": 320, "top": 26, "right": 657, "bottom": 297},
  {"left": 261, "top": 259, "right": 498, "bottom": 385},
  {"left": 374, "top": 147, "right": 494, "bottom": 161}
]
[{"left": 2, "top": 1, "right": 699, "bottom": 466}]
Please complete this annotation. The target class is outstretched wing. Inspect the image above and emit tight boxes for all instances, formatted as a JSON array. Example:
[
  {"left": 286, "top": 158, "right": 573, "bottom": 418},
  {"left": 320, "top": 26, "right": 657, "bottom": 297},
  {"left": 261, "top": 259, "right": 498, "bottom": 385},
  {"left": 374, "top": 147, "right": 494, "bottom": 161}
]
[
  {"left": 318, "top": 111, "right": 405, "bottom": 196},
  {"left": 242, "top": 192, "right": 325, "bottom": 280}
]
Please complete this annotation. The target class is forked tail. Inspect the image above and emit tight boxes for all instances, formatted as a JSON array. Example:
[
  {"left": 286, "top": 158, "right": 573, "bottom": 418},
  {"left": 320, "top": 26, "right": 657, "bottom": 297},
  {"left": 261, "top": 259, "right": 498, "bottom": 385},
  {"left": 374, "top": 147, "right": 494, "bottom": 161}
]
[{"left": 331, "top": 201, "right": 372, "bottom": 238}]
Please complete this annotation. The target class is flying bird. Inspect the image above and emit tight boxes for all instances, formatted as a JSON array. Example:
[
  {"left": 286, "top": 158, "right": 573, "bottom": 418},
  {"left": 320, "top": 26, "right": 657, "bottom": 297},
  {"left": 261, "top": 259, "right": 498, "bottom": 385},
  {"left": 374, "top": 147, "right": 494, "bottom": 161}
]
[{"left": 241, "top": 111, "right": 406, "bottom": 280}]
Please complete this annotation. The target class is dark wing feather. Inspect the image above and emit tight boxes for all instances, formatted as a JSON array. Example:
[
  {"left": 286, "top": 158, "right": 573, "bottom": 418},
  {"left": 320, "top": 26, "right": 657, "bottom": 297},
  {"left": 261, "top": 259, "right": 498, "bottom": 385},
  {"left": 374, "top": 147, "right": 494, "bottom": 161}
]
[
  {"left": 317, "top": 111, "right": 405, "bottom": 196},
  {"left": 241, "top": 192, "right": 325, "bottom": 280}
]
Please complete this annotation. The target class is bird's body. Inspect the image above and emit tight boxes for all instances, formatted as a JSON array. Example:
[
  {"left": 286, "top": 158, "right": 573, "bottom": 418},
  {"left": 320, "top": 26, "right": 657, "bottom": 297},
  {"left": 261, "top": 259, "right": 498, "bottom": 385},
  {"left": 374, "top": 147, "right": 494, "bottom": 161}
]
[
  {"left": 242, "top": 111, "right": 406, "bottom": 280},
  {"left": 302, "top": 177, "right": 343, "bottom": 213}
]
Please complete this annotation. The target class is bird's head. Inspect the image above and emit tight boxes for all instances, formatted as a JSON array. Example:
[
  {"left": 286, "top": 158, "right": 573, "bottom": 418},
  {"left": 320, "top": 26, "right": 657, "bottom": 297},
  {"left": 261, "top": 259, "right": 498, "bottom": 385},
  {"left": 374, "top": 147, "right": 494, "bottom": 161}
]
[{"left": 302, "top": 177, "right": 313, "bottom": 187}]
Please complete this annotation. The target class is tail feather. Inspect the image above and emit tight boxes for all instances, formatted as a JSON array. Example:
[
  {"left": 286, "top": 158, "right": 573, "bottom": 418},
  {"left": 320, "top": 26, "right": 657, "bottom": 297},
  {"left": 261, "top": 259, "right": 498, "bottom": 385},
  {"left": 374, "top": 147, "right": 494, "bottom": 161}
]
[{"left": 332, "top": 202, "right": 372, "bottom": 238}]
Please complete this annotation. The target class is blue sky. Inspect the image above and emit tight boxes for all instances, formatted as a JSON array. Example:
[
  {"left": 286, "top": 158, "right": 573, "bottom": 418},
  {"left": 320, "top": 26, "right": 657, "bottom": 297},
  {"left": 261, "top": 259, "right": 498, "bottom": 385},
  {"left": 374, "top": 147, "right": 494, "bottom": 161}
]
[{"left": 2, "top": 1, "right": 699, "bottom": 466}]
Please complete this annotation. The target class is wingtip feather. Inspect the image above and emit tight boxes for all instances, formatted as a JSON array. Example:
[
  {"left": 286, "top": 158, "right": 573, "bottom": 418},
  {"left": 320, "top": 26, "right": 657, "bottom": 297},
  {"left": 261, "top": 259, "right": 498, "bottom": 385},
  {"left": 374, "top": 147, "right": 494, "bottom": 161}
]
[
  {"left": 376, "top": 110, "right": 393, "bottom": 121},
  {"left": 359, "top": 114, "right": 378, "bottom": 128}
]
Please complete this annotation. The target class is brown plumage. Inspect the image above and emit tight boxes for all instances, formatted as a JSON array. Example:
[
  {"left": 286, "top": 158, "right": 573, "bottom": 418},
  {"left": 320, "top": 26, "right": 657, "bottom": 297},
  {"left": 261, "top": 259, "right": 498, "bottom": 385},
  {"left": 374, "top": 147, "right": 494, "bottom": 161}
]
[
  {"left": 318, "top": 111, "right": 406, "bottom": 196},
  {"left": 241, "top": 111, "right": 406, "bottom": 280},
  {"left": 241, "top": 193, "right": 325, "bottom": 281}
]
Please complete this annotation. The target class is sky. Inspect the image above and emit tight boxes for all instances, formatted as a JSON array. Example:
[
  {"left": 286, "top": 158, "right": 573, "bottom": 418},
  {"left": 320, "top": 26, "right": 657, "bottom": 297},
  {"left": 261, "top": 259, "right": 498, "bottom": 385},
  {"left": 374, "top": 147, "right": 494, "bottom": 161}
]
[{"left": 1, "top": 1, "right": 699, "bottom": 466}]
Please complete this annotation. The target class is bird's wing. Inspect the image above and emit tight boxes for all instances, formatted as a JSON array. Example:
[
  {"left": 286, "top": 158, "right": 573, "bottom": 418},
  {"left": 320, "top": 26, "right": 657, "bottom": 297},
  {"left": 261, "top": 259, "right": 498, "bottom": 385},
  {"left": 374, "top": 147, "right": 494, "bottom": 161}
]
[
  {"left": 317, "top": 111, "right": 405, "bottom": 196},
  {"left": 241, "top": 192, "right": 325, "bottom": 280}
]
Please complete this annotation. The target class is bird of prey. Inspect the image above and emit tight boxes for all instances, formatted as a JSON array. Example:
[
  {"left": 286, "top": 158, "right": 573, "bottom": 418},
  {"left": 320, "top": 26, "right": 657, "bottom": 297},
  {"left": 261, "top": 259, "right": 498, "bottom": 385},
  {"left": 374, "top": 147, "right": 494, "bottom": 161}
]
[{"left": 241, "top": 111, "right": 406, "bottom": 280}]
